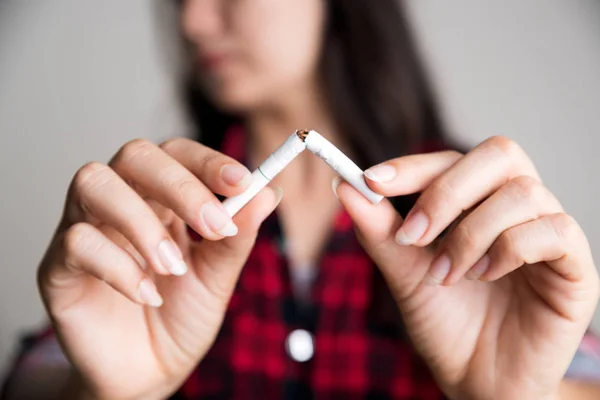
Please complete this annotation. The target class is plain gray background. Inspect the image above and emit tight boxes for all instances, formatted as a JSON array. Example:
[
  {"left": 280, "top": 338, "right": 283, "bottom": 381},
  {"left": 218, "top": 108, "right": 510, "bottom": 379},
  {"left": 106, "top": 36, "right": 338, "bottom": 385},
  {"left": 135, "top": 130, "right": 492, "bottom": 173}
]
[{"left": 1, "top": 0, "right": 599, "bottom": 373}]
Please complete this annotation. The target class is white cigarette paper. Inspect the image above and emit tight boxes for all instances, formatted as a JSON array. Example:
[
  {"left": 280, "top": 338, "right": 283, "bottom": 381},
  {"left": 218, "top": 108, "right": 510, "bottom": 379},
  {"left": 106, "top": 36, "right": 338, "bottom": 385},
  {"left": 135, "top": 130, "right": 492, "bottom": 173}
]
[
  {"left": 222, "top": 132, "right": 306, "bottom": 216},
  {"left": 222, "top": 129, "right": 384, "bottom": 217},
  {"left": 304, "top": 130, "right": 384, "bottom": 204}
]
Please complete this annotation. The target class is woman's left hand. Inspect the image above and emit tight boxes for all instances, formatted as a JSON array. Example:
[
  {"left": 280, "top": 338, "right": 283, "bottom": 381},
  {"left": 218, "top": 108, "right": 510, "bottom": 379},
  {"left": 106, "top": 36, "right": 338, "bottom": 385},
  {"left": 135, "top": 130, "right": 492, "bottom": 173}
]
[{"left": 335, "top": 136, "right": 600, "bottom": 400}]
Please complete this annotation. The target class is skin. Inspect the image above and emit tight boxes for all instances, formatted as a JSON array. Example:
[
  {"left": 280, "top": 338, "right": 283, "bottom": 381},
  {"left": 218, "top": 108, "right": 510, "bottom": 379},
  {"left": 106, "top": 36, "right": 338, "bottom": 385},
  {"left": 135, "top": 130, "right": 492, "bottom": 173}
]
[{"left": 29, "top": 0, "right": 599, "bottom": 399}]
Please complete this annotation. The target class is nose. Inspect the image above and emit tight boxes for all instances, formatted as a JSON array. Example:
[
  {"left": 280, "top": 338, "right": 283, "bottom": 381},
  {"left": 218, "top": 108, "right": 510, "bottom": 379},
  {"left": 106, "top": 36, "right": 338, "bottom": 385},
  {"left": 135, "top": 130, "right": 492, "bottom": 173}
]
[{"left": 181, "top": 0, "right": 225, "bottom": 42}]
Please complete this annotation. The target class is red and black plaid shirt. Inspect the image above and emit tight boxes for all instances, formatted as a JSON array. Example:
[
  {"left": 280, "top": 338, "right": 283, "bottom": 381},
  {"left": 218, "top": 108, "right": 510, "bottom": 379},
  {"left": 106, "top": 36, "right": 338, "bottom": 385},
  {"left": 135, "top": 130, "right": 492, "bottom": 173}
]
[{"left": 175, "top": 127, "right": 444, "bottom": 399}]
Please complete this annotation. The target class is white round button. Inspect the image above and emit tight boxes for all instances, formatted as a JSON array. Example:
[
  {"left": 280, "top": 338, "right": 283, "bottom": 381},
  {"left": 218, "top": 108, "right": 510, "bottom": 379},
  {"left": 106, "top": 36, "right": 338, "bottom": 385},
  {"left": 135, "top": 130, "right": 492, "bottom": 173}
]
[{"left": 285, "top": 329, "right": 314, "bottom": 362}]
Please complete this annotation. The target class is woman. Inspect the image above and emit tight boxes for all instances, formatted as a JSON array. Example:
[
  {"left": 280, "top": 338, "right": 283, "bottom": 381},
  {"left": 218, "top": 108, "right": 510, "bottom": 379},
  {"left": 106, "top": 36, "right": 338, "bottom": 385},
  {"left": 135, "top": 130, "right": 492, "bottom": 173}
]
[{"left": 3, "top": 0, "right": 600, "bottom": 398}]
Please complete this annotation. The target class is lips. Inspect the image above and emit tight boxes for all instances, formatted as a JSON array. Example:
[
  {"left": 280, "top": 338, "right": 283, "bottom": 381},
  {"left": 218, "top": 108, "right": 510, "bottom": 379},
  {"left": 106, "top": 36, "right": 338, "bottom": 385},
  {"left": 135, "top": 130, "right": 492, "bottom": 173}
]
[{"left": 199, "top": 52, "right": 230, "bottom": 71}]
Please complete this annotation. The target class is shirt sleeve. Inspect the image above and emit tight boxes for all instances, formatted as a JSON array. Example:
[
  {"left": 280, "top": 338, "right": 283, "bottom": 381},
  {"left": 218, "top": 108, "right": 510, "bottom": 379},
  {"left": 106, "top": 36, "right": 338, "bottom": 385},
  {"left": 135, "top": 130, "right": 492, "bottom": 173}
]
[{"left": 565, "top": 330, "right": 600, "bottom": 382}]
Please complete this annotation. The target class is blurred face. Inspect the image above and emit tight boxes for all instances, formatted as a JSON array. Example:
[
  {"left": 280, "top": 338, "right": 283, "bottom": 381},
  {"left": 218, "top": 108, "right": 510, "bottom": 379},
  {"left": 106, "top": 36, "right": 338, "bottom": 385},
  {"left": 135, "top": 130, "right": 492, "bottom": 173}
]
[{"left": 182, "top": 0, "right": 326, "bottom": 112}]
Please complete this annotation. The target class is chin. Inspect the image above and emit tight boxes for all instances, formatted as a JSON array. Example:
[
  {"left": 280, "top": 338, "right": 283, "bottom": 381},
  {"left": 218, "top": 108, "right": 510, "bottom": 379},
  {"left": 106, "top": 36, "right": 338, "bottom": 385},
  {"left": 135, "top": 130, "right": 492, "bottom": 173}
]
[
  {"left": 202, "top": 77, "right": 264, "bottom": 114},
  {"left": 210, "top": 93, "right": 255, "bottom": 114}
]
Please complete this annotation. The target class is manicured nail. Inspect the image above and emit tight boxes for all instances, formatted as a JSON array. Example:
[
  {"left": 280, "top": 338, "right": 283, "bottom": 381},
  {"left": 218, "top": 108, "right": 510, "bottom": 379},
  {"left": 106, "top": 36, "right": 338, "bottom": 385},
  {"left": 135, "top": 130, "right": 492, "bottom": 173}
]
[
  {"left": 138, "top": 278, "right": 163, "bottom": 307},
  {"left": 201, "top": 202, "right": 238, "bottom": 237},
  {"left": 395, "top": 211, "right": 429, "bottom": 245},
  {"left": 331, "top": 176, "right": 342, "bottom": 199},
  {"left": 364, "top": 164, "right": 397, "bottom": 183},
  {"left": 220, "top": 164, "right": 252, "bottom": 187},
  {"left": 158, "top": 240, "right": 188, "bottom": 276},
  {"left": 424, "top": 254, "right": 451, "bottom": 286},
  {"left": 465, "top": 255, "right": 490, "bottom": 280}
]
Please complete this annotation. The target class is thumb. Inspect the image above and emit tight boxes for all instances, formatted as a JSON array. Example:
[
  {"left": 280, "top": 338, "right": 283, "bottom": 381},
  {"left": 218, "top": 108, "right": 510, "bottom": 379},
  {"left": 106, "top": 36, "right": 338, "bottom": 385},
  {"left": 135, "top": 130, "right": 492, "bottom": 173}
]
[
  {"left": 191, "top": 186, "right": 282, "bottom": 301},
  {"left": 334, "top": 178, "right": 432, "bottom": 299}
]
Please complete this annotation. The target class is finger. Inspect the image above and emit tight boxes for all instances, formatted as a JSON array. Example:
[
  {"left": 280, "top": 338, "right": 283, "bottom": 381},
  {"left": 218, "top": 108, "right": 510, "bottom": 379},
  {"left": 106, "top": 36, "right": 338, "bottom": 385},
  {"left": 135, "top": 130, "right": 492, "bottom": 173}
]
[
  {"left": 191, "top": 186, "right": 282, "bottom": 301},
  {"left": 425, "top": 176, "right": 563, "bottom": 286},
  {"left": 471, "top": 213, "right": 598, "bottom": 320},
  {"left": 147, "top": 203, "right": 192, "bottom": 260},
  {"left": 160, "top": 138, "right": 252, "bottom": 196},
  {"left": 334, "top": 178, "right": 430, "bottom": 300},
  {"left": 394, "top": 136, "right": 540, "bottom": 246},
  {"left": 363, "top": 150, "right": 463, "bottom": 196},
  {"left": 110, "top": 139, "right": 238, "bottom": 240},
  {"left": 69, "top": 162, "right": 187, "bottom": 276},
  {"left": 98, "top": 224, "right": 148, "bottom": 270},
  {"left": 131, "top": 199, "right": 181, "bottom": 257},
  {"left": 101, "top": 207, "right": 184, "bottom": 270},
  {"left": 333, "top": 177, "right": 400, "bottom": 246},
  {"left": 146, "top": 199, "right": 176, "bottom": 227},
  {"left": 479, "top": 213, "right": 595, "bottom": 283},
  {"left": 115, "top": 176, "right": 186, "bottom": 229},
  {"left": 41, "top": 222, "right": 163, "bottom": 315}
]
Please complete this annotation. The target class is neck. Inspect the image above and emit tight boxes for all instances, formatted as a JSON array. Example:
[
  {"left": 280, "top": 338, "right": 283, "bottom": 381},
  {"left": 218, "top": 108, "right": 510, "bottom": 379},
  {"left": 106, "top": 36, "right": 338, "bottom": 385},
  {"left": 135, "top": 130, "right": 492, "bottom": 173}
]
[{"left": 242, "top": 82, "right": 344, "bottom": 269}]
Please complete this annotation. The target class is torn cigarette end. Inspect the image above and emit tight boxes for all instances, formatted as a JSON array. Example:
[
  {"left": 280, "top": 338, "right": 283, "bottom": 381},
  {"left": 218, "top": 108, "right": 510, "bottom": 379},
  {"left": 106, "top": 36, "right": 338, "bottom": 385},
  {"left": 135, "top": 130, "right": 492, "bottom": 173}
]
[{"left": 296, "top": 129, "right": 310, "bottom": 142}]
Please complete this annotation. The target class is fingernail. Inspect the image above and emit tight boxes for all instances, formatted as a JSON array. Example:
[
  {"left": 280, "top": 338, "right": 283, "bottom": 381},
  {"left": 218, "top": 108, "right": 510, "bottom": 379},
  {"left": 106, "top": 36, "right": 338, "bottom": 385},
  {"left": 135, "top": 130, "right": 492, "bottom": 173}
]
[
  {"left": 138, "top": 278, "right": 163, "bottom": 307},
  {"left": 465, "top": 254, "right": 490, "bottom": 280},
  {"left": 364, "top": 164, "right": 397, "bottom": 183},
  {"left": 201, "top": 202, "right": 238, "bottom": 237},
  {"left": 332, "top": 176, "right": 342, "bottom": 199},
  {"left": 220, "top": 164, "right": 252, "bottom": 186},
  {"left": 158, "top": 240, "right": 188, "bottom": 276},
  {"left": 424, "top": 254, "right": 451, "bottom": 286},
  {"left": 395, "top": 211, "right": 429, "bottom": 245}
]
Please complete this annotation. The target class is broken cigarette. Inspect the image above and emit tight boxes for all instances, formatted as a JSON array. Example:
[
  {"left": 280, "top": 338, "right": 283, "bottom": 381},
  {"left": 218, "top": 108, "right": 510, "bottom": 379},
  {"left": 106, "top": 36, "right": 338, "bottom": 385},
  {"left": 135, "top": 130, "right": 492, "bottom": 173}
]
[{"left": 222, "top": 129, "right": 383, "bottom": 217}]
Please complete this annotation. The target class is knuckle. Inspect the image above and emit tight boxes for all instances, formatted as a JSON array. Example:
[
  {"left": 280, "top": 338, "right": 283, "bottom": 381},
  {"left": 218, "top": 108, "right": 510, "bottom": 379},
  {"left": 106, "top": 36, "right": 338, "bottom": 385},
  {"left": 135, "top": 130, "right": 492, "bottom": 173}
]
[
  {"left": 495, "top": 229, "right": 521, "bottom": 264},
  {"left": 73, "top": 164, "right": 113, "bottom": 214},
  {"left": 74, "top": 162, "right": 109, "bottom": 190},
  {"left": 485, "top": 135, "right": 522, "bottom": 158},
  {"left": 157, "top": 165, "right": 205, "bottom": 208},
  {"left": 197, "top": 151, "right": 221, "bottom": 173},
  {"left": 176, "top": 178, "right": 202, "bottom": 200},
  {"left": 159, "top": 138, "right": 184, "bottom": 153},
  {"left": 421, "top": 180, "right": 457, "bottom": 218},
  {"left": 506, "top": 175, "right": 544, "bottom": 203},
  {"left": 549, "top": 213, "right": 581, "bottom": 248},
  {"left": 63, "top": 223, "right": 96, "bottom": 257},
  {"left": 113, "top": 139, "right": 156, "bottom": 168},
  {"left": 450, "top": 222, "right": 479, "bottom": 255}
]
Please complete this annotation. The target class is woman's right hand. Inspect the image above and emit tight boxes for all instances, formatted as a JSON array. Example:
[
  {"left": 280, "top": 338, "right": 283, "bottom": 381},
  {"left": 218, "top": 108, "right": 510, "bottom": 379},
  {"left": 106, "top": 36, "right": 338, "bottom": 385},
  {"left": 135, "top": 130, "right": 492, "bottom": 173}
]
[{"left": 37, "top": 138, "right": 281, "bottom": 400}]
